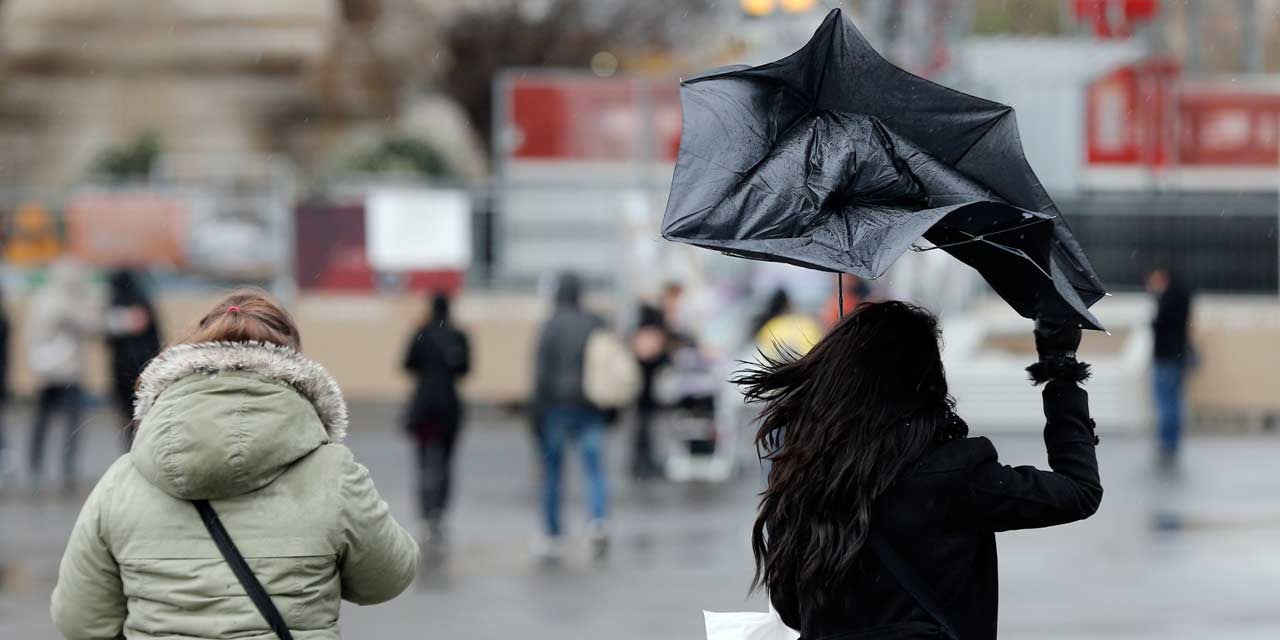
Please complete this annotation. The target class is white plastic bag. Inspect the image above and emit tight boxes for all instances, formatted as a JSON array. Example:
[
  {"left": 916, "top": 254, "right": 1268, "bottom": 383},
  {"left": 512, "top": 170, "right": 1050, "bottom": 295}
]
[{"left": 703, "top": 607, "right": 799, "bottom": 640}]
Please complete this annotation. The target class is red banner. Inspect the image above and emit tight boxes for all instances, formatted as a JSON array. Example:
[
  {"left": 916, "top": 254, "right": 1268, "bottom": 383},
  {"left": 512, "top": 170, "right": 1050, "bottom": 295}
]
[
  {"left": 66, "top": 192, "right": 186, "bottom": 268},
  {"left": 1073, "top": 0, "right": 1158, "bottom": 38},
  {"left": 1085, "top": 59, "right": 1178, "bottom": 166},
  {"left": 506, "top": 76, "right": 681, "bottom": 163}
]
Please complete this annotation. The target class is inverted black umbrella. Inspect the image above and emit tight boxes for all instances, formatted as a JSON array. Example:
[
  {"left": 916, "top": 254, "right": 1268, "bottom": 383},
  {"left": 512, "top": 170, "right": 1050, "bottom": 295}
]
[{"left": 662, "top": 8, "right": 1106, "bottom": 330}]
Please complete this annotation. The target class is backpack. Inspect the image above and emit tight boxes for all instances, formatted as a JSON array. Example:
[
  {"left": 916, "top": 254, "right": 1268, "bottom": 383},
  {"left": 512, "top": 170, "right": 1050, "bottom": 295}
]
[{"left": 583, "top": 329, "right": 642, "bottom": 409}]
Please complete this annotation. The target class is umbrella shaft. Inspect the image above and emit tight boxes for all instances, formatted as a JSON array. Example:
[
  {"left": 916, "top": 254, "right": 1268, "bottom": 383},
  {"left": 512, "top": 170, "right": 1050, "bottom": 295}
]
[{"left": 838, "top": 273, "right": 845, "bottom": 319}]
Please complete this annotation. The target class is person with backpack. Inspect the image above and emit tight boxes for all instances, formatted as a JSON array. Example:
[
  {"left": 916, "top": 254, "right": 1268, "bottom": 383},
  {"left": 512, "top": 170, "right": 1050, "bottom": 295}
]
[
  {"left": 402, "top": 292, "right": 470, "bottom": 551},
  {"left": 530, "top": 272, "right": 638, "bottom": 561},
  {"left": 51, "top": 289, "right": 417, "bottom": 640},
  {"left": 734, "top": 301, "right": 1101, "bottom": 640}
]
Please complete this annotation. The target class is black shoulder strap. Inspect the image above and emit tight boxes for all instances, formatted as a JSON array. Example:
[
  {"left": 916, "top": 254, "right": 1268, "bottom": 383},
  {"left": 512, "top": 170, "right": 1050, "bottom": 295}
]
[
  {"left": 867, "top": 530, "right": 960, "bottom": 640},
  {"left": 193, "top": 500, "right": 295, "bottom": 640}
]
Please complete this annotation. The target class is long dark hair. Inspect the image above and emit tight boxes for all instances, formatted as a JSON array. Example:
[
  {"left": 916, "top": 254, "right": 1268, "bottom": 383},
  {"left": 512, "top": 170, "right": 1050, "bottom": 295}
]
[{"left": 734, "top": 301, "right": 956, "bottom": 610}]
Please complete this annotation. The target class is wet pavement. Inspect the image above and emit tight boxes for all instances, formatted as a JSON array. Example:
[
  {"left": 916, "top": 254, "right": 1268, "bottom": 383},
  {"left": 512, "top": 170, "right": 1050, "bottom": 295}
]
[{"left": 2, "top": 402, "right": 1280, "bottom": 639}]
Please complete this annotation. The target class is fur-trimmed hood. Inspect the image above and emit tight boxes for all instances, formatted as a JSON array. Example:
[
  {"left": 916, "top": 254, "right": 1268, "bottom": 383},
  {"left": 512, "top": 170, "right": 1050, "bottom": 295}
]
[
  {"left": 134, "top": 341, "right": 348, "bottom": 440},
  {"left": 129, "top": 341, "right": 349, "bottom": 500}
]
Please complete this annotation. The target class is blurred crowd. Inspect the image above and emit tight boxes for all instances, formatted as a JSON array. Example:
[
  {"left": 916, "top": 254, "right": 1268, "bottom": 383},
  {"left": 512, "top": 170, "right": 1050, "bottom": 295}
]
[
  {"left": 0, "top": 258, "right": 1195, "bottom": 568},
  {"left": 0, "top": 261, "right": 162, "bottom": 494}
]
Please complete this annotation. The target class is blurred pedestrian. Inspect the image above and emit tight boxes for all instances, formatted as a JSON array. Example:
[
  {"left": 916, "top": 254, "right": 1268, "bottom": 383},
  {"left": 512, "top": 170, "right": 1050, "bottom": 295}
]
[
  {"left": 629, "top": 303, "right": 669, "bottom": 479},
  {"left": 0, "top": 284, "right": 11, "bottom": 491},
  {"left": 402, "top": 292, "right": 470, "bottom": 551},
  {"left": 105, "top": 269, "right": 162, "bottom": 450},
  {"left": 531, "top": 272, "right": 610, "bottom": 560},
  {"left": 1146, "top": 267, "right": 1194, "bottom": 468},
  {"left": 51, "top": 289, "right": 418, "bottom": 639},
  {"left": 735, "top": 302, "right": 1101, "bottom": 639},
  {"left": 660, "top": 281, "right": 689, "bottom": 338},
  {"left": 26, "top": 260, "right": 97, "bottom": 493},
  {"left": 752, "top": 289, "right": 821, "bottom": 361}
]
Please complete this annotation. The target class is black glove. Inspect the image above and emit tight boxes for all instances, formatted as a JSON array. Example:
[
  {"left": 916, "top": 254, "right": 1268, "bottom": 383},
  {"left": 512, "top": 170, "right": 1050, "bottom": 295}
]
[{"left": 1027, "top": 320, "right": 1090, "bottom": 386}]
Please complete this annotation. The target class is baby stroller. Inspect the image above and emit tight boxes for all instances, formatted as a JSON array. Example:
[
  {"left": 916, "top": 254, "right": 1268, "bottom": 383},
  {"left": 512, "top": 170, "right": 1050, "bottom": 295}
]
[{"left": 654, "top": 343, "right": 737, "bottom": 482}]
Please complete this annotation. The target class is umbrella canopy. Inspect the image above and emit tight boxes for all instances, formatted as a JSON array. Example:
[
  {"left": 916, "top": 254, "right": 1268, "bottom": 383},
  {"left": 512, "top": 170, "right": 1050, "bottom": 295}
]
[{"left": 662, "top": 8, "right": 1106, "bottom": 330}]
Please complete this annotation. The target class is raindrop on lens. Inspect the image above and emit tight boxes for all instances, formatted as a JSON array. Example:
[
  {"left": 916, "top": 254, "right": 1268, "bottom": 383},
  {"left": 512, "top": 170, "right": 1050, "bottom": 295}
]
[{"left": 591, "top": 51, "right": 619, "bottom": 78}]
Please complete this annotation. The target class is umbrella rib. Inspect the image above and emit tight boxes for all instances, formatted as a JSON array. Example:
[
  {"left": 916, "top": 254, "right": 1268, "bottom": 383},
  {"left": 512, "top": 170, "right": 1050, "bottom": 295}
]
[
  {"left": 918, "top": 232, "right": 1053, "bottom": 281},
  {"left": 911, "top": 215, "right": 1055, "bottom": 252},
  {"left": 951, "top": 111, "right": 1008, "bottom": 168},
  {"left": 977, "top": 240, "right": 1049, "bottom": 280}
]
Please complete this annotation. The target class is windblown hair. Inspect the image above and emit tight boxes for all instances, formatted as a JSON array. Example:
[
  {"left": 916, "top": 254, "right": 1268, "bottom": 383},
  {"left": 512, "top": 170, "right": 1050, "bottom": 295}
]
[
  {"left": 734, "top": 301, "right": 956, "bottom": 612},
  {"left": 177, "top": 288, "right": 301, "bottom": 351}
]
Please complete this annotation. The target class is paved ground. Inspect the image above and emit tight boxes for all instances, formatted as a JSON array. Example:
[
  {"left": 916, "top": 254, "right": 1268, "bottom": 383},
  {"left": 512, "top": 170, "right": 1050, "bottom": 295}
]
[{"left": 3, "top": 402, "right": 1280, "bottom": 639}]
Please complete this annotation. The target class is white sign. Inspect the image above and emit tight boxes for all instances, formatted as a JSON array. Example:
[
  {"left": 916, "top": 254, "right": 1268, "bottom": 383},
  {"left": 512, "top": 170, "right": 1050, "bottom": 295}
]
[{"left": 366, "top": 188, "right": 472, "bottom": 271}]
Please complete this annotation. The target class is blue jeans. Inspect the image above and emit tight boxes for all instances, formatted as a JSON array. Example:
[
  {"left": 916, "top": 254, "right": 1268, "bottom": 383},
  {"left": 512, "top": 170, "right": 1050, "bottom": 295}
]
[
  {"left": 540, "top": 406, "right": 608, "bottom": 537},
  {"left": 1153, "top": 361, "right": 1186, "bottom": 455}
]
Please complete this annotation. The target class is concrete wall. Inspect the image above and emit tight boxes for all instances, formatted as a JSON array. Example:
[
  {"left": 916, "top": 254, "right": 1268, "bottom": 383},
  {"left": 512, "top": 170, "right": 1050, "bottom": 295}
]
[
  {"left": 1186, "top": 297, "right": 1280, "bottom": 418},
  {"left": 948, "top": 294, "right": 1280, "bottom": 432},
  {"left": 7, "top": 290, "right": 1276, "bottom": 420},
  {"left": 5, "top": 291, "right": 548, "bottom": 405}
]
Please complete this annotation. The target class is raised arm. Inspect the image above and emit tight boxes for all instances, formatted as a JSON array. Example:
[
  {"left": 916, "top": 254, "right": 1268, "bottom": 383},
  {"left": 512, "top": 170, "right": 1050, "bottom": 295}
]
[{"left": 965, "top": 322, "right": 1102, "bottom": 532}]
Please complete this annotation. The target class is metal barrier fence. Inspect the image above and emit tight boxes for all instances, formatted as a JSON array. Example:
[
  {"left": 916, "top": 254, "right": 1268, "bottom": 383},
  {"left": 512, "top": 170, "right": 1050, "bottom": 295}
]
[{"left": 1061, "top": 192, "right": 1279, "bottom": 294}]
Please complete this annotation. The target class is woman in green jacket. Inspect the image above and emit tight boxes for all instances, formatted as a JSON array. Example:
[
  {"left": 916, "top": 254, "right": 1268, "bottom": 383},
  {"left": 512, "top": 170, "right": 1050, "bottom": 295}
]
[{"left": 51, "top": 289, "right": 419, "bottom": 639}]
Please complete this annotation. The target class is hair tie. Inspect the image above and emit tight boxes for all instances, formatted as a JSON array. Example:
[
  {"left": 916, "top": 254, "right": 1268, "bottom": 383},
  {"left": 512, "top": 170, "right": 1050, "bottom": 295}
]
[{"left": 227, "top": 306, "right": 241, "bottom": 313}]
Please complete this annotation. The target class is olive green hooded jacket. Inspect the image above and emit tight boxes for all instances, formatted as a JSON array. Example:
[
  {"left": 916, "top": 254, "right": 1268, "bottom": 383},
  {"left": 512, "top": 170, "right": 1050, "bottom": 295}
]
[{"left": 51, "top": 341, "right": 419, "bottom": 639}]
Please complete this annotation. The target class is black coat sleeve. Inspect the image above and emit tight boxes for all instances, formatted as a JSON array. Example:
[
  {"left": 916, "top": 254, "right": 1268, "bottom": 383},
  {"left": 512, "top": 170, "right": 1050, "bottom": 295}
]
[{"left": 964, "top": 380, "right": 1102, "bottom": 532}]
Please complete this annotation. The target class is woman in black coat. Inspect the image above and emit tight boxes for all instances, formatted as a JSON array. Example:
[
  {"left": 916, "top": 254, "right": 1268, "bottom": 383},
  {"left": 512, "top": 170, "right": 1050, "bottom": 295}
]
[
  {"left": 735, "top": 301, "right": 1101, "bottom": 640},
  {"left": 105, "top": 270, "right": 162, "bottom": 450},
  {"left": 403, "top": 293, "right": 470, "bottom": 547}
]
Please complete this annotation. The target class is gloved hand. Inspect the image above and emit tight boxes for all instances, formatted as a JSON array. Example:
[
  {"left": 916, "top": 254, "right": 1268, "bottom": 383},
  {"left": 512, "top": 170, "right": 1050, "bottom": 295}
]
[
  {"left": 1027, "top": 320, "right": 1089, "bottom": 386},
  {"left": 1033, "top": 320, "right": 1081, "bottom": 362}
]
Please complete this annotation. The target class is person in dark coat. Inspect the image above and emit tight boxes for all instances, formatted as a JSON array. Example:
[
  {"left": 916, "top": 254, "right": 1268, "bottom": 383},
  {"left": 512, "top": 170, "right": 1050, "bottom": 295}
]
[
  {"left": 105, "top": 270, "right": 162, "bottom": 450},
  {"left": 735, "top": 301, "right": 1101, "bottom": 640},
  {"left": 1145, "top": 268, "right": 1193, "bottom": 467},
  {"left": 402, "top": 292, "right": 470, "bottom": 548},
  {"left": 629, "top": 303, "right": 669, "bottom": 478},
  {"left": 531, "top": 272, "right": 609, "bottom": 559}
]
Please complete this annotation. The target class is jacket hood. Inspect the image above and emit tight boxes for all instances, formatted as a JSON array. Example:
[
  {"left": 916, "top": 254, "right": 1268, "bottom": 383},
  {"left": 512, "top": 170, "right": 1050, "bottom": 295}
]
[
  {"left": 555, "top": 272, "right": 582, "bottom": 308},
  {"left": 129, "top": 341, "right": 349, "bottom": 500}
]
